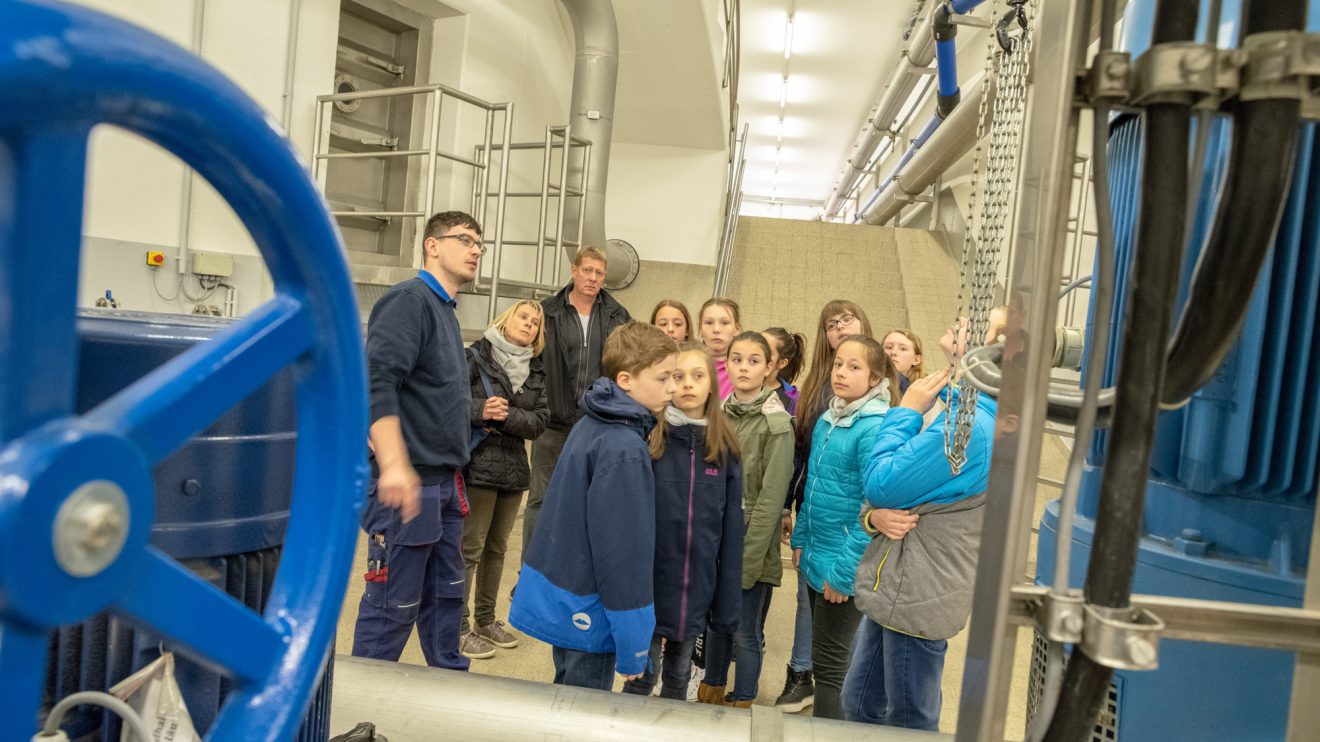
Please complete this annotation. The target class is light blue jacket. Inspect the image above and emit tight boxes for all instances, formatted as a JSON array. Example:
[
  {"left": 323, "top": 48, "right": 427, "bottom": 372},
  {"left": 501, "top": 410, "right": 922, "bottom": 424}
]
[{"left": 791, "top": 386, "right": 890, "bottom": 596}]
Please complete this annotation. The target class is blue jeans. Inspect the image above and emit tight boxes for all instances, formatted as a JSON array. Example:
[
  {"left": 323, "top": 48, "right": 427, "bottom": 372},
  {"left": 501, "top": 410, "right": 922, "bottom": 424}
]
[
  {"left": 352, "top": 477, "right": 470, "bottom": 671},
  {"left": 841, "top": 618, "right": 947, "bottom": 731},
  {"left": 703, "top": 582, "right": 771, "bottom": 701},
  {"left": 552, "top": 646, "right": 616, "bottom": 691},
  {"left": 622, "top": 635, "right": 696, "bottom": 700},
  {"left": 789, "top": 577, "right": 813, "bottom": 672}
]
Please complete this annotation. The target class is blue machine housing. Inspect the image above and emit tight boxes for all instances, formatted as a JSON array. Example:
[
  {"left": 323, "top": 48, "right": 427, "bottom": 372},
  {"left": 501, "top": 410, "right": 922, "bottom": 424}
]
[
  {"left": 44, "top": 310, "right": 327, "bottom": 742},
  {"left": 1036, "top": 1, "right": 1320, "bottom": 739}
]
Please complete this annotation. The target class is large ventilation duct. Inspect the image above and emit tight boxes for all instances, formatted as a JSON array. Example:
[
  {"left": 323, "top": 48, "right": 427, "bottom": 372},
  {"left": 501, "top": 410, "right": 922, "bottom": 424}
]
[{"left": 560, "top": 0, "right": 637, "bottom": 288}]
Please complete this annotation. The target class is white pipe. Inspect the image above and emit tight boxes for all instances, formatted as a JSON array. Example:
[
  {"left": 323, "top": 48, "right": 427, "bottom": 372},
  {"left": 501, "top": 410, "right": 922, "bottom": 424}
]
[
  {"left": 281, "top": 0, "right": 302, "bottom": 132},
  {"left": 329, "top": 655, "right": 949, "bottom": 741},
  {"left": 824, "top": 6, "right": 938, "bottom": 217},
  {"left": 176, "top": 0, "right": 206, "bottom": 275}
]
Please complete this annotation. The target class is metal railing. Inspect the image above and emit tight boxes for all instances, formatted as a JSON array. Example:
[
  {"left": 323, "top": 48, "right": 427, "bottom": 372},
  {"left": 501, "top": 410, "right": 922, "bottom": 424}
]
[
  {"left": 311, "top": 83, "right": 513, "bottom": 273},
  {"left": 713, "top": 123, "right": 748, "bottom": 297},
  {"left": 473, "top": 125, "right": 591, "bottom": 320}
]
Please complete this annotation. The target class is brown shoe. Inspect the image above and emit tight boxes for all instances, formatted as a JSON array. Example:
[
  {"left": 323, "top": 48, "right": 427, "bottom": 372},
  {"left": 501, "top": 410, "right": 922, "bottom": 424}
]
[
  {"left": 729, "top": 699, "right": 753, "bottom": 709},
  {"left": 696, "top": 682, "right": 728, "bottom": 705}
]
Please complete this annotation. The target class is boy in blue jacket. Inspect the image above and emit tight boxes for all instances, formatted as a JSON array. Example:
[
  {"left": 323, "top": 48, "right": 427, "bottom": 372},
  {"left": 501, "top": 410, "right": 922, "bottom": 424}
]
[{"left": 510, "top": 321, "right": 679, "bottom": 689}]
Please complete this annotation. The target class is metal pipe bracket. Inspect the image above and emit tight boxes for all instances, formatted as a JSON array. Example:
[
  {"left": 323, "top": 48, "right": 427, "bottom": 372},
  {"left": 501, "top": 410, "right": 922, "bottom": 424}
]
[
  {"left": 1240, "top": 31, "right": 1320, "bottom": 117},
  {"left": 1034, "top": 590, "right": 1086, "bottom": 644},
  {"left": 1081, "top": 604, "right": 1166, "bottom": 672},
  {"left": 1084, "top": 50, "right": 1131, "bottom": 104},
  {"left": 1130, "top": 41, "right": 1233, "bottom": 107}
]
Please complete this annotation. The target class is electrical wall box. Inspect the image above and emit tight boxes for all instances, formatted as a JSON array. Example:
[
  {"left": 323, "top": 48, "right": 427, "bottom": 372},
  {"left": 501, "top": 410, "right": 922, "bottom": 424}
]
[
  {"left": 192, "top": 252, "right": 234, "bottom": 278},
  {"left": 145, "top": 251, "right": 165, "bottom": 267}
]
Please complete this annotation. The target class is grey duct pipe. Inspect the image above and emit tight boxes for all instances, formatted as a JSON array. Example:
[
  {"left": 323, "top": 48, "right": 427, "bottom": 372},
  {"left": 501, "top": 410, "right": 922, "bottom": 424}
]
[
  {"left": 823, "top": 6, "right": 938, "bottom": 217},
  {"left": 330, "top": 655, "right": 949, "bottom": 740},
  {"left": 860, "top": 74, "right": 996, "bottom": 226},
  {"left": 560, "top": 0, "right": 630, "bottom": 284}
]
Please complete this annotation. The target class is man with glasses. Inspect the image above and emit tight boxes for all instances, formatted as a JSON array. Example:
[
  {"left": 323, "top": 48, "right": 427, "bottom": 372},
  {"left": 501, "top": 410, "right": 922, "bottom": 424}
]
[
  {"left": 523, "top": 246, "right": 631, "bottom": 557},
  {"left": 353, "top": 210, "right": 486, "bottom": 671}
]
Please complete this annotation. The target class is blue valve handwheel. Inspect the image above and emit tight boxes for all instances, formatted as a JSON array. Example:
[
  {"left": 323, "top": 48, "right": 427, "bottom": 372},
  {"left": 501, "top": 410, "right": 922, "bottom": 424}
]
[{"left": 0, "top": 1, "right": 368, "bottom": 739}]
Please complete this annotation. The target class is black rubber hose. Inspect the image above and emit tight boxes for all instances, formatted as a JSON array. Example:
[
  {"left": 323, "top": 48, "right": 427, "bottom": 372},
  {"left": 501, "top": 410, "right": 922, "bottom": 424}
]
[
  {"left": 1159, "top": 0, "right": 1305, "bottom": 406},
  {"left": 1041, "top": 1, "right": 1199, "bottom": 739}
]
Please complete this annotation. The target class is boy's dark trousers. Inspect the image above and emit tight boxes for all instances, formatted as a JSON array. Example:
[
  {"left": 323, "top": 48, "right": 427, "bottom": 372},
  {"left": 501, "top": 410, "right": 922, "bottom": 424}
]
[
  {"left": 622, "top": 635, "right": 697, "bottom": 700},
  {"left": 552, "top": 646, "right": 616, "bottom": 690},
  {"left": 352, "top": 475, "right": 470, "bottom": 671}
]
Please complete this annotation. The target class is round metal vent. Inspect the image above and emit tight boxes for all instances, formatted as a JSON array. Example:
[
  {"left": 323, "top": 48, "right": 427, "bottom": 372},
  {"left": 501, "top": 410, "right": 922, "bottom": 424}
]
[
  {"left": 604, "top": 238, "right": 640, "bottom": 290},
  {"left": 333, "top": 74, "right": 362, "bottom": 114}
]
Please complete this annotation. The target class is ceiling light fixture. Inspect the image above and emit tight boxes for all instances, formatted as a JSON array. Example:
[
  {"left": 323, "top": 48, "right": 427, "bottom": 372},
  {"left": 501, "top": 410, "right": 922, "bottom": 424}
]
[
  {"left": 784, "top": 14, "right": 795, "bottom": 60},
  {"left": 779, "top": 77, "right": 788, "bottom": 109}
]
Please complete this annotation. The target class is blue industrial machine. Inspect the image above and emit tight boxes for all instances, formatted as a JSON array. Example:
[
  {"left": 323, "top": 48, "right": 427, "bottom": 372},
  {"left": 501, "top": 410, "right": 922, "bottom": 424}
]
[
  {"left": 42, "top": 310, "right": 331, "bottom": 740},
  {"left": 0, "top": 1, "right": 367, "bottom": 740},
  {"left": 1036, "top": 0, "right": 1320, "bottom": 739}
]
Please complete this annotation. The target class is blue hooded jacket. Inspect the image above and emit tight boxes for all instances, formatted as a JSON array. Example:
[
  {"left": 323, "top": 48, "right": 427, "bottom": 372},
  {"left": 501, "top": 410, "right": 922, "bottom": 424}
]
[
  {"left": 651, "top": 419, "right": 744, "bottom": 641},
  {"left": 863, "top": 390, "right": 998, "bottom": 509},
  {"left": 509, "top": 378, "right": 658, "bottom": 675}
]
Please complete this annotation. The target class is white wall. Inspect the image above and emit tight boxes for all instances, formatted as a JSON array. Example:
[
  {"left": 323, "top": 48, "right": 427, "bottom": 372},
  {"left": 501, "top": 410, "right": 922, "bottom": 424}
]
[
  {"left": 72, "top": 0, "right": 340, "bottom": 316},
  {"left": 606, "top": 143, "right": 726, "bottom": 267}
]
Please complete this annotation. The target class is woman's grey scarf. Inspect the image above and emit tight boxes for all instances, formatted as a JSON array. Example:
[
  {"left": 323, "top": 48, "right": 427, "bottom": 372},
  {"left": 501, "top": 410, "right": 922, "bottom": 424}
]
[{"left": 484, "top": 324, "right": 533, "bottom": 393}]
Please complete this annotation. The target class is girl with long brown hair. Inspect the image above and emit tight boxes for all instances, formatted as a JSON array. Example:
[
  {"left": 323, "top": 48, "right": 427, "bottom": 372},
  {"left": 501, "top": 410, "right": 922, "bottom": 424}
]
[{"left": 774, "top": 299, "right": 874, "bottom": 711}]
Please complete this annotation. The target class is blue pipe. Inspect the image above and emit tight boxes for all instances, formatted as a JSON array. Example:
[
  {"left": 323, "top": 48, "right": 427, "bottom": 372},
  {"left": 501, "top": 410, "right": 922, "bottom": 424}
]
[
  {"left": 950, "top": 0, "right": 988, "bottom": 14},
  {"left": 854, "top": 113, "right": 944, "bottom": 221},
  {"left": 935, "top": 38, "right": 960, "bottom": 98}
]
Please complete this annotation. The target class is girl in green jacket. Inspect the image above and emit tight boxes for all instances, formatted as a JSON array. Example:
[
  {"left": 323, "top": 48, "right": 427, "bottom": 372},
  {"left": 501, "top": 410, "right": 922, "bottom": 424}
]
[{"left": 698, "top": 331, "right": 795, "bottom": 707}]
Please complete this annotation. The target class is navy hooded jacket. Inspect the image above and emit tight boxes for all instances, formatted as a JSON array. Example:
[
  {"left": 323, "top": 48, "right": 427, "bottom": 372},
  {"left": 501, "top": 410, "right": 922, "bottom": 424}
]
[
  {"left": 509, "top": 378, "right": 658, "bottom": 675},
  {"left": 651, "top": 420, "right": 744, "bottom": 641}
]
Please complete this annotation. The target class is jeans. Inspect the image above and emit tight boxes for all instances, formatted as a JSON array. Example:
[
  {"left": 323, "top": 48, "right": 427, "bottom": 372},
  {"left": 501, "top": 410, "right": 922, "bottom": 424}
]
[
  {"left": 460, "top": 485, "right": 522, "bottom": 633},
  {"left": 552, "top": 646, "right": 616, "bottom": 691},
  {"left": 352, "top": 477, "right": 470, "bottom": 671},
  {"left": 622, "top": 635, "right": 696, "bottom": 700},
  {"left": 789, "top": 577, "right": 814, "bottom": 672},
  {"left": 806, "top": 587, "right": 863, "bottom": 720},
  {"left": 841, "top": 618, "right": 947, "bottom": 731},
  {"left": 703, "top": 582, "right": 772, "bottom": 701},
  {"left": 524, "top": 427, "right": 569, "bottom": 559}
]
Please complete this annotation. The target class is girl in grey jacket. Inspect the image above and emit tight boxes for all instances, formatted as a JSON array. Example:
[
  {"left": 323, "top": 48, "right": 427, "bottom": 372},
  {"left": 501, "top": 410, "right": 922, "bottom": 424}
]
[{"left": 843, "top": 345, "right": 997, "bottom": 730}]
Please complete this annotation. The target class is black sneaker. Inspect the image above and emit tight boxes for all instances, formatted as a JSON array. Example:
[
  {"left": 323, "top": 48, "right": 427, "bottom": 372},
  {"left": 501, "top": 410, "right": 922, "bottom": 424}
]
[{"left": 774, "top": 665, "right": 814, "bottom": 713}]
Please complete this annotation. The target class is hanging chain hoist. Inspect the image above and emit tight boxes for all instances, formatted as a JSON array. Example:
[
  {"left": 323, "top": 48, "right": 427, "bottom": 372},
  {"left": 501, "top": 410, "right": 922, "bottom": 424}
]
[{"left": 944, "top": 0, "right": 1036, "bottom": 475}]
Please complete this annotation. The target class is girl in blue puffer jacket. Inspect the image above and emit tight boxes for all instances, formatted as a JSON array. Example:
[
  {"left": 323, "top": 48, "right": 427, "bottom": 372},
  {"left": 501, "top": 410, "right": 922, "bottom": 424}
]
[
  {"left": 621, "top": 344, "right": 744, "bottom": 700},
  {"left": 790, "top": 335, "right": 900, "bottom": 720}
]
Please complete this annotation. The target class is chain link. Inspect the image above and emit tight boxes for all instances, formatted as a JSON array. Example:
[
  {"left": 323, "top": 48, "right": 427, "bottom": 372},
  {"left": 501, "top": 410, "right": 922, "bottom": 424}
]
[{"left": 944, "top": 0, "right": 1036, "bottom": 475}]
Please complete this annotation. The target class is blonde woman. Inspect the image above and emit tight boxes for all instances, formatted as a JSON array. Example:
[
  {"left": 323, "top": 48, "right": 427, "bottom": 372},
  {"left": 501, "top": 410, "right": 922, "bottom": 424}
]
[{"left": 460, "top": 301, "right": 550, "bottom": 659}]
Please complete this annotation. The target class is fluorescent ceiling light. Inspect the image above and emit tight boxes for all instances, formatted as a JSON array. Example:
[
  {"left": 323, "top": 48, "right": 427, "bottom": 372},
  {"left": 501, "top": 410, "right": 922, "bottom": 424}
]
[
  {"left": 784, "top": 15, "right": 794, "bottom": 60},
  {"left": 776, "top": 118, "right": 784, "bottom": 143},
  {"left": 779, "top": 77, "right": 788, "bottom": 108}
]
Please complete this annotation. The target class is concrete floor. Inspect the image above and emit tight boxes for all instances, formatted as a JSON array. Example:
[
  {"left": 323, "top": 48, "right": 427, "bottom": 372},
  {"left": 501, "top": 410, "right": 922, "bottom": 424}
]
[{"left": 334, "top": 434, "right": 1071, "bottom": 739}]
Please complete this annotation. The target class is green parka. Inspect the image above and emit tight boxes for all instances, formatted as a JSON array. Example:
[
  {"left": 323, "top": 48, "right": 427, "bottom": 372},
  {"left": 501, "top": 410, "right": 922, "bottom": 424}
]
[{"left": 723, "top": 388, "right": 795, "bottom": 589}]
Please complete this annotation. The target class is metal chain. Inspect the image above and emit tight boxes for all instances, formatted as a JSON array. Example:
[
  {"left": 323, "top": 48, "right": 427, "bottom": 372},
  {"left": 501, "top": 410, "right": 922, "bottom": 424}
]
[{"left": 944, "top": 0, "right": 1036, "bottom": 475}]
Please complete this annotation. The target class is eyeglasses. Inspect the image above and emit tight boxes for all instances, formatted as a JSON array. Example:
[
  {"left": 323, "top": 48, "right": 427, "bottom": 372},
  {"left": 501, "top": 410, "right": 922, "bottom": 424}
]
[
  {"left": 435, "top": 234, "right": 487, "bottom": 255},
  {"left": 825, "top": 314, "right": 858, "bottom": 333}
]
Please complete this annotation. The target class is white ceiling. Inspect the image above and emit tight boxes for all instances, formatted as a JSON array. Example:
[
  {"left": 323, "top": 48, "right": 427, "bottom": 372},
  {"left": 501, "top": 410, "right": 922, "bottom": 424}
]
[{"left": 736, "top": 0, "right": 915, "bottom": 211}]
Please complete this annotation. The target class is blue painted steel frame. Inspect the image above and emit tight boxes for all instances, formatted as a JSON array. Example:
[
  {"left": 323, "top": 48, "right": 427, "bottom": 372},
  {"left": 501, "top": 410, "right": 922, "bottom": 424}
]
[{"left": 0, "top": 1, "right": 368, "bottom": 740}]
